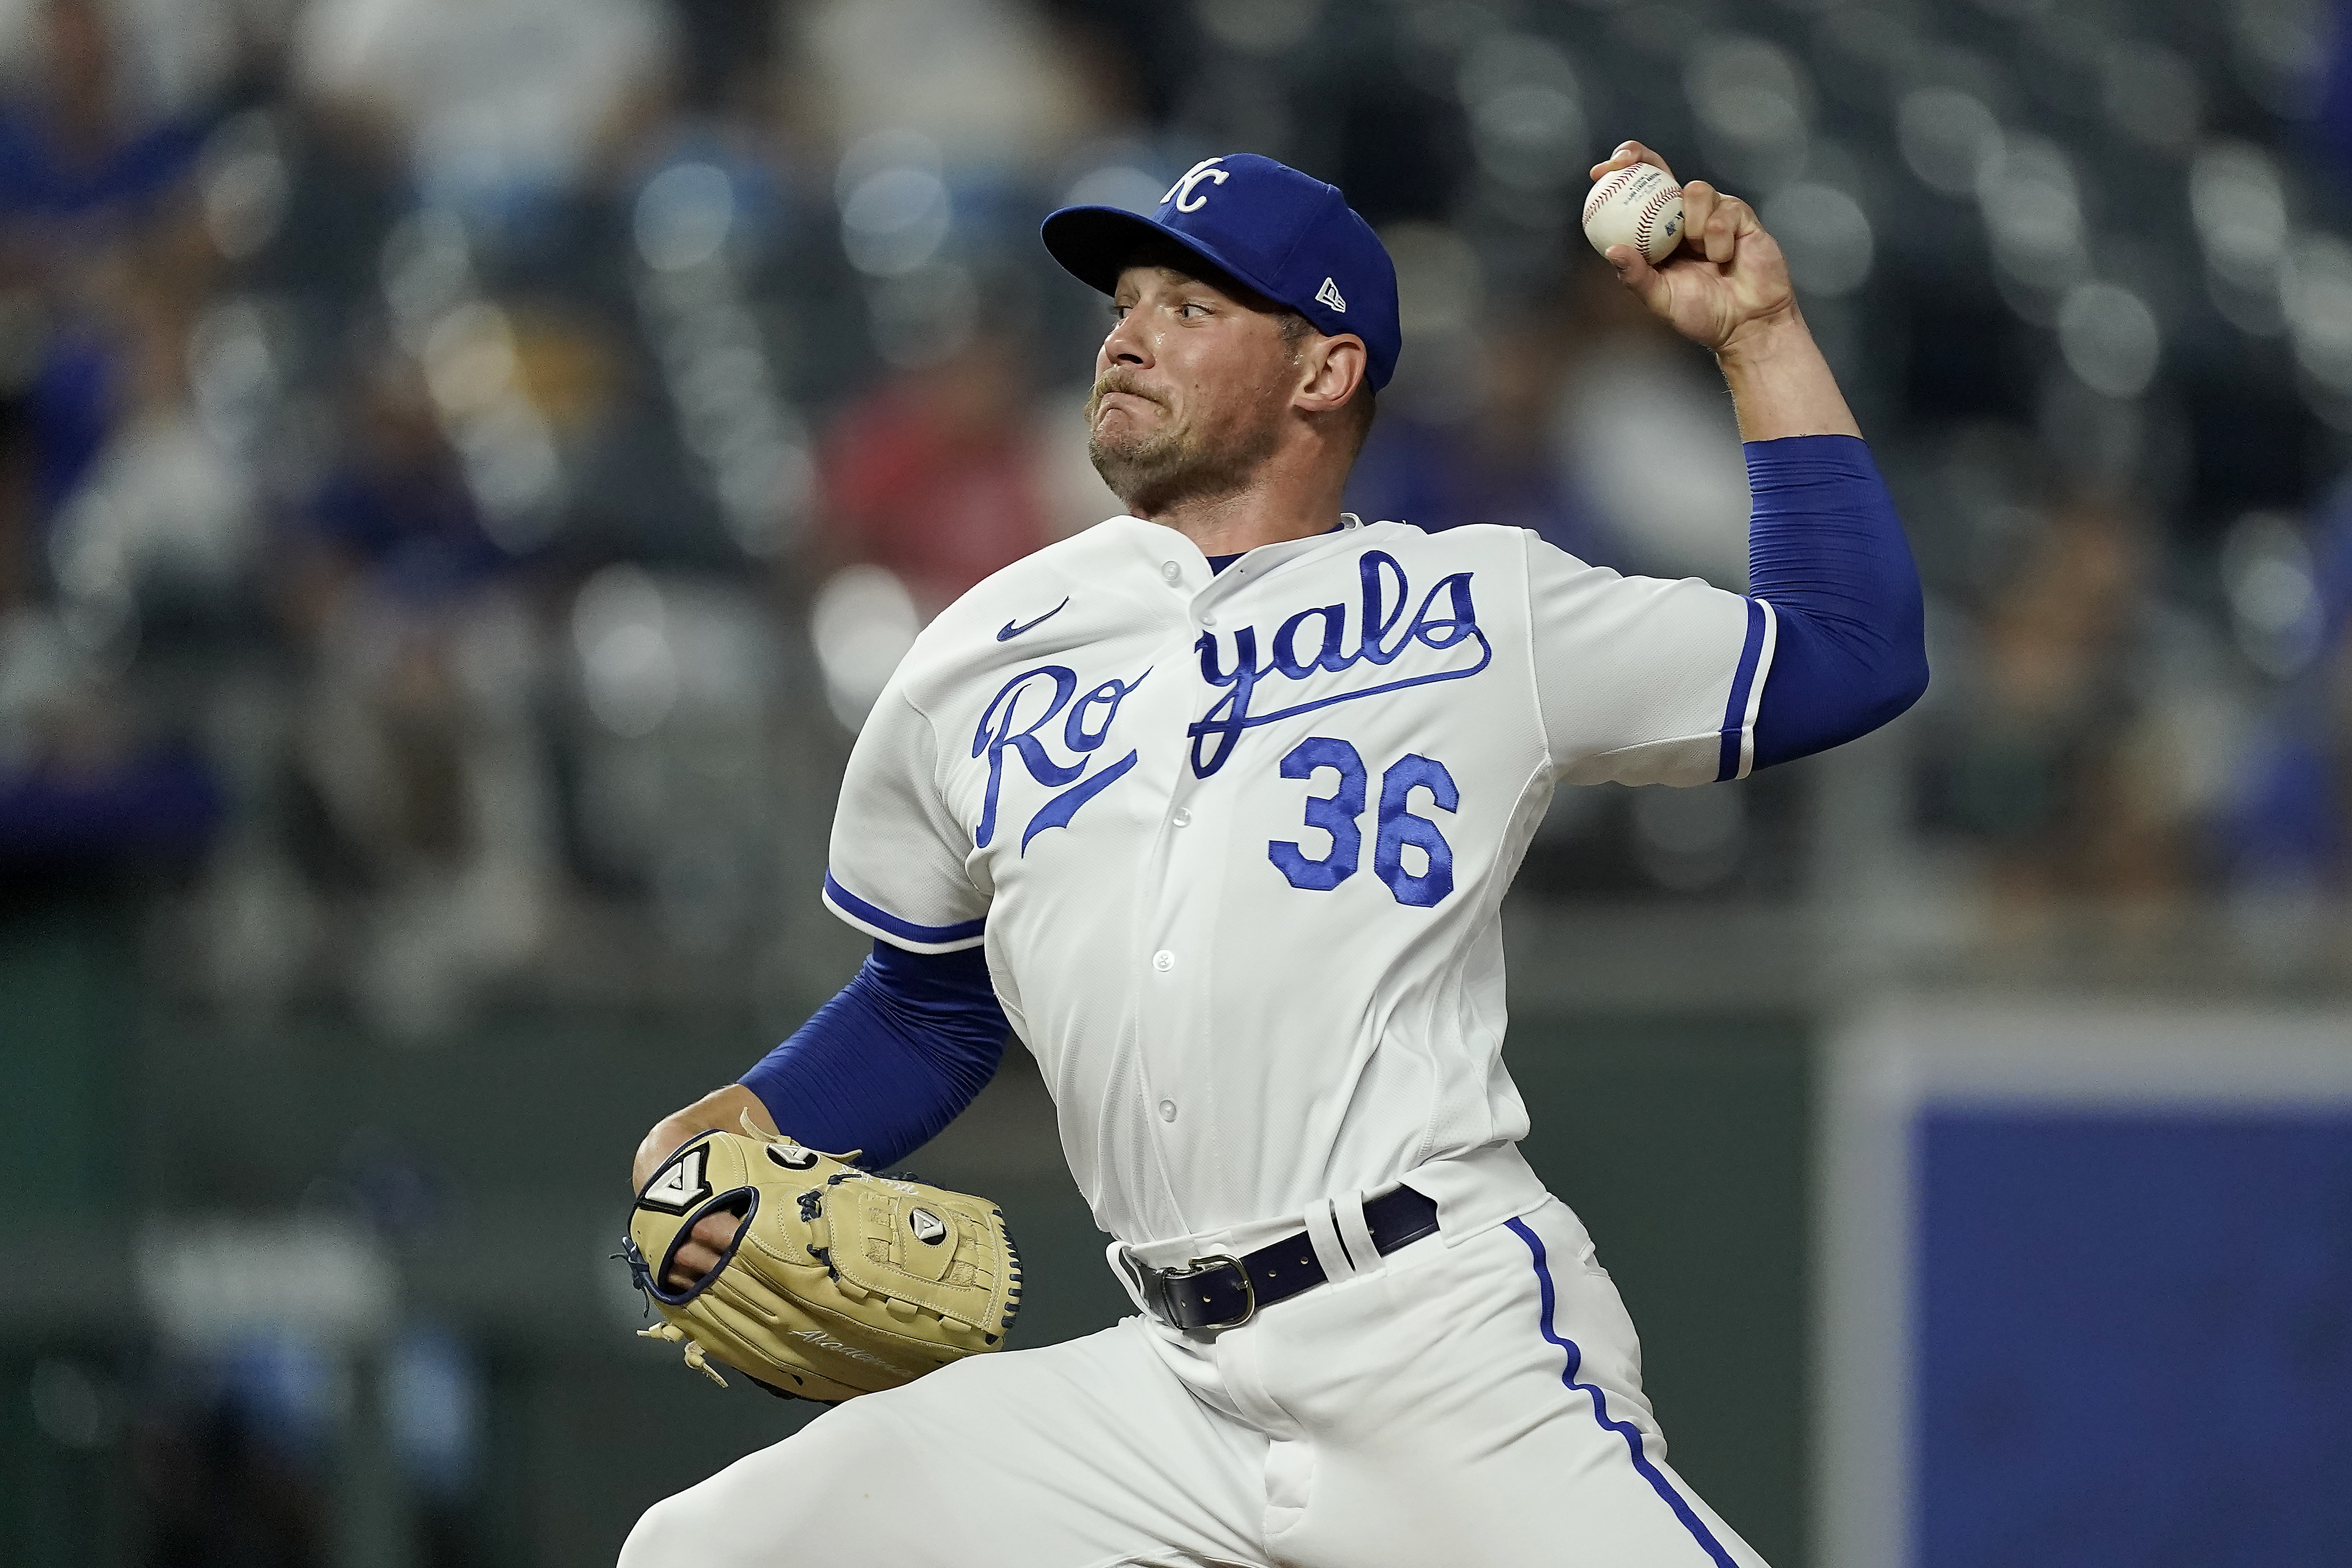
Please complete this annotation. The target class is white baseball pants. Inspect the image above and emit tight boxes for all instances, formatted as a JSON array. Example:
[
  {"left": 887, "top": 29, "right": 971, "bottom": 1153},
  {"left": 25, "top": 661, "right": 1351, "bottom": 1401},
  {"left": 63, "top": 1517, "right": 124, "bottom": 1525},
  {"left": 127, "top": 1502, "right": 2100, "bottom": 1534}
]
[{"left": 618, "top": 1196, "right": 1771, "bottom": 1568}]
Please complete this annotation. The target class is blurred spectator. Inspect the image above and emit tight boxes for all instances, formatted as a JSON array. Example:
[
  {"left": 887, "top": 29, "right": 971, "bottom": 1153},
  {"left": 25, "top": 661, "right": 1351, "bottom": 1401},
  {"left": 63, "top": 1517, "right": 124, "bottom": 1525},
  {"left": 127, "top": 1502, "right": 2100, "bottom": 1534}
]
[
  {"left": 1343, "top": 295, "right": 1617, "bottom": 562},
  {"left": 1552, "top": 263, "right": 1750, "bottom": 586},
  {"left": 276, "top": 347, "right": 556, "bottom": 1037},
  {"left": 282, "top": 350, "right": 505, "bottom": 637},
  {"left": 1343, "top": 258, "right": 1745, "bottom": 579},
  {"left": 0, "top": 605, "right": 219, "bottom": 885},
  {"left": 0, "top": 3, "right": 233, "bottom": 893},
  {"left": 293, "top": 0, "right": 667, "bottom": 243},
  {"left": 0, "top": 0, "right": 2342, "bottom": 1010},
  {"left": 0, "top": 0, "right": 217, "bottom": 565},
  {"left": 2222, "top": 492, "right": 2352, "bottom": 911},
  {"left": 1921, "top": 496, "right": 2212, "bottom": 920},
  {"left": 2225, "top": 674, "right": 2352, "bottom": 917},
  {"left": 0, "top": 0, "right": 208, "bottom": 243},
  {"left": 46, "top": 242, "right": 254, "bottom": 641},
  {"left": 812, "top": 326, "right": 1055, "bottom": 616},
  {"left": 795, "top": 0, "right": 1107, "bottom": 179}
]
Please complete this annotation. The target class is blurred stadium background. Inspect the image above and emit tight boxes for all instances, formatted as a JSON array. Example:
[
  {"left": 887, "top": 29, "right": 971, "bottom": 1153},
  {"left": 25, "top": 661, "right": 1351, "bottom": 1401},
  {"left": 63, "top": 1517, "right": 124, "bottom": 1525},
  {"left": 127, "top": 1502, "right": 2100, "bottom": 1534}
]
[{"left": 3, "top": 0, "right": 2350, "bottom": 1562}]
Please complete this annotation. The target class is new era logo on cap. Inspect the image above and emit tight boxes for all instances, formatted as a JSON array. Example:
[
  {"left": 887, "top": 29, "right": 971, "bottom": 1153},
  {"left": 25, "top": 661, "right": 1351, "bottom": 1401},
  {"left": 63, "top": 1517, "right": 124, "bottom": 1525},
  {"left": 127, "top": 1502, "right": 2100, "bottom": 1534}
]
[{"left": 1040, "top": 152, "right": 1401, "bottom": 388}]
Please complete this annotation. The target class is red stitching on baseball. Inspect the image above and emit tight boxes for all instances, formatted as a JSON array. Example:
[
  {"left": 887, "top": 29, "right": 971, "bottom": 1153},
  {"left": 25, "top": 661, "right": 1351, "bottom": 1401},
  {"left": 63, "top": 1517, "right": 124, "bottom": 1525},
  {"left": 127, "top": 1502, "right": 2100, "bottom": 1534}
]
[
  {"left": 1633, "top": 185, "right": 1680, "bottom": 257},
  {"left": 1582, "top": 166, "right": 1641, "bottom": 226}
]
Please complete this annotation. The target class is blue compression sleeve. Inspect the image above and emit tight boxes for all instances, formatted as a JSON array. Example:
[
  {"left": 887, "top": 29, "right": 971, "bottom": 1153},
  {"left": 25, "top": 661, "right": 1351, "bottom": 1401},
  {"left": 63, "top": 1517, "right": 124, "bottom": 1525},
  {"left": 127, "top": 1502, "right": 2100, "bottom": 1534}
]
[
  {"left": 1746, "top": 435, "right": 1929, "bottom": 770},
  {"left": 738, "top": 940, "right": 1009, "bottom": 1169}
]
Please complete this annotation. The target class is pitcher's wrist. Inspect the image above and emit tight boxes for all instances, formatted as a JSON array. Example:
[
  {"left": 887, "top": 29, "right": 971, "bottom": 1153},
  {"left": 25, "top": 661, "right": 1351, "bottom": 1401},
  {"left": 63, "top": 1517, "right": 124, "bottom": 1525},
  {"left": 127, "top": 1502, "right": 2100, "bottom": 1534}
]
[{"left": 1714, "top": 304, "right": 1809, "bottom": 365}]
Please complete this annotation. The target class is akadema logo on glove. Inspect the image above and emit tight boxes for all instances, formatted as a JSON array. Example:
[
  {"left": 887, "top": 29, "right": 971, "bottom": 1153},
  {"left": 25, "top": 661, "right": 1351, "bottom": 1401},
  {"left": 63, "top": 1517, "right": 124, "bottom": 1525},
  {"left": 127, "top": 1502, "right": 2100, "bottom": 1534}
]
[{"left": 971, "top": 664, "right": 1151, "bottom": 854}]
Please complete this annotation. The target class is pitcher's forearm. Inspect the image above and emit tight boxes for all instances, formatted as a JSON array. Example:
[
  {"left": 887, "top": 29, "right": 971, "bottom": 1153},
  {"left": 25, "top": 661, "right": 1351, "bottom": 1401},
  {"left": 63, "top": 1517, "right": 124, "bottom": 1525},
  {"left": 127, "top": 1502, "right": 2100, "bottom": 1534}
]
[
  {"left": 633, "top": 1084, "right": 775, "bottom": 1191},
  {"left": 1716, "top": 312, "right": 1862, "bottom": 443}
]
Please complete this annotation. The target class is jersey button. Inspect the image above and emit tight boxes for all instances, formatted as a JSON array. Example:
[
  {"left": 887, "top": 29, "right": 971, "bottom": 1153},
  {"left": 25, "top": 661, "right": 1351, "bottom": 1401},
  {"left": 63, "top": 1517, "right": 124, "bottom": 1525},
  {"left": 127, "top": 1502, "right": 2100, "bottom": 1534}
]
[
  {"left": 1159, "top": 1099, "right": 1178, "bottom": 1122},
  {"left": 1151, "top": 950, "right": 1175, "bottom": 972},
  {"left": 1199, "top": 613, "right": 1217, "bottom": 627},
  {"left": 1171, "top": 807, "right": 1192, "bottom": 827},
  {"left": 1159, "top": 561, "right": 1182, "bottom": 584}
]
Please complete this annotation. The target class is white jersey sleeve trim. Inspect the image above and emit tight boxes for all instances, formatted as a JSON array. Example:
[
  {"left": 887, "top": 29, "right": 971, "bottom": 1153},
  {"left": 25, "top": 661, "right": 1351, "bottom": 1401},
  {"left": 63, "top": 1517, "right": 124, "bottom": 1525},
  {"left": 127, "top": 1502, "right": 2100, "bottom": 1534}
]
[
  {"left": 1716, "top": 597, "right": 1778, "bottom": 782},
  {"left": 821, "top": 870, "right": 988, "bottom": 954},
  {"left": 1563, "top": 730, "right": 1726, "bottom": 787}
]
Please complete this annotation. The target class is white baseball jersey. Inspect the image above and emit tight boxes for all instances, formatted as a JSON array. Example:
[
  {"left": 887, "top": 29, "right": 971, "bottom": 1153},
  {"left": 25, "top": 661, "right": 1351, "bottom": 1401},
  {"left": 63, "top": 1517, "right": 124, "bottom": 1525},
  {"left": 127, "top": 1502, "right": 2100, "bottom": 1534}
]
[{"left": 822, "top": 514, "right": 1775, "bottom": 1253}]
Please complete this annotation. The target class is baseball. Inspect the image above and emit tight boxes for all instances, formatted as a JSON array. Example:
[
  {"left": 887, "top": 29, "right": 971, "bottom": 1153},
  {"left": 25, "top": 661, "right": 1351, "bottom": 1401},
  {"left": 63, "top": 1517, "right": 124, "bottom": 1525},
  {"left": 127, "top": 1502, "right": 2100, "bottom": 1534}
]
[{"left": 1582, "top": 161, "right": 1685, "bottom": 264}]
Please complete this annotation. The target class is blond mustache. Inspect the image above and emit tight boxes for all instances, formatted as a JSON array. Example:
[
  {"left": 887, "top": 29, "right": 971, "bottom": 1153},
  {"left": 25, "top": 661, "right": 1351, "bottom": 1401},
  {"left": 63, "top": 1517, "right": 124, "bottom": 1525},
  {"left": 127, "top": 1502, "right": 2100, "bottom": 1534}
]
[{"left": 1086, "top": 375, "right": 1161, "bottom": 422}]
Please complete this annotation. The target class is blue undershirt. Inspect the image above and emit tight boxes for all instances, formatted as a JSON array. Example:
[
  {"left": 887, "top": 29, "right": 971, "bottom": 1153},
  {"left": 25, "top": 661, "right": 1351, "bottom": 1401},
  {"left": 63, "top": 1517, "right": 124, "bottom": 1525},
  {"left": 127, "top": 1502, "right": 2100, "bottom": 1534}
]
[
  {"left": 739, "top": 940, "right": 1007, "bottom": 1169},
  {"left": 1743, "top": 435, "right": 1929, "bottom": 768},
  {"left": 743, "top": 435, "right": 1925, "bottom": 1162}
]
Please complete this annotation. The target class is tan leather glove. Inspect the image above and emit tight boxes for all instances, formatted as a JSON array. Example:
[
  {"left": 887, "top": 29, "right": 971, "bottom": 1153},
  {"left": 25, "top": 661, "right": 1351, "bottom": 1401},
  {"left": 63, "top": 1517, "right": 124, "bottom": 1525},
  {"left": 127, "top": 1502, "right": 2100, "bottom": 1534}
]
[{"left": 623, "top": 1121, "right": 1022, "bottom": 1401}]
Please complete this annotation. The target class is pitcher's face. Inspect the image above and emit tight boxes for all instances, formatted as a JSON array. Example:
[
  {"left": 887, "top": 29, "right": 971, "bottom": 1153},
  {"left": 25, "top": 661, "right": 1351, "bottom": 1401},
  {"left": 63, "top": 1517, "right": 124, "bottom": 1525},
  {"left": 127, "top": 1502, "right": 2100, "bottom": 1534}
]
[{"left": 1086, "top": 263, "right": 1298, "bottom": 515}]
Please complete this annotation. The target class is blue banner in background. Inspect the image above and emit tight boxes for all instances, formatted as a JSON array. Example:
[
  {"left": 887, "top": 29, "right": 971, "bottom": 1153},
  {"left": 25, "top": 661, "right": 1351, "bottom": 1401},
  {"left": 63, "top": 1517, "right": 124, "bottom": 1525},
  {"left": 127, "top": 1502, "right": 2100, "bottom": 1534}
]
[{"left": 1916, "top": 1112, "right": 2352, "bottom": 1568}]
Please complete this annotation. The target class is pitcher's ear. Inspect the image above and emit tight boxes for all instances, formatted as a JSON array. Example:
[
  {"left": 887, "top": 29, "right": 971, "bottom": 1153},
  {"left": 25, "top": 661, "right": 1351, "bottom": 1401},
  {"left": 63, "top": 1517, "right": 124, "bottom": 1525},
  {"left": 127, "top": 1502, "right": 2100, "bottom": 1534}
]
[{"left": 1296, "top": 334, "right": 1367, "bottom": 413}]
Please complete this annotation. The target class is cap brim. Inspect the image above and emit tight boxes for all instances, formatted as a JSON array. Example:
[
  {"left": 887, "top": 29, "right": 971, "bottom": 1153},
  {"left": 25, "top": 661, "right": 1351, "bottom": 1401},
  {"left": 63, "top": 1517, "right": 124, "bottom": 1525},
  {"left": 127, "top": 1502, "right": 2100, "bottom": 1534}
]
[{"left": 1041, "top": 205, "right": 1275, "bottom": 304}]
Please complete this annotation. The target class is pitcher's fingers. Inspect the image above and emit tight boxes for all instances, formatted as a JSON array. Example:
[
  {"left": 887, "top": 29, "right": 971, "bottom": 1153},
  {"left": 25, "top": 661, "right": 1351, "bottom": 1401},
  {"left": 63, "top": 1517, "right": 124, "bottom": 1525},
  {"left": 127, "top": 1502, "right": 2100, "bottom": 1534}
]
[
  {"left": 1589, "top": 140, "right": 1675, "bottom": 182},
  {"left": 1603, "top": 244, "right": 1669, "bottom": 313},
  {"left": 1703, "top": 192, "right": 1760, "bottom": 264},
  {"left": 665, "top": 1248, "right": 718, "bottom": 1291},
  {"left": 1678, "top": 181, "right": 1720, "bottom": 257},
  {"left": 1702, "top": 196, "right": 1742, "bottom": 263},
  {"left": 1683, "top": 181, "right": 1748, "bottom": 264},
  {"left": 692, "top": 1212, "right": 747, "bottom": 1251}
]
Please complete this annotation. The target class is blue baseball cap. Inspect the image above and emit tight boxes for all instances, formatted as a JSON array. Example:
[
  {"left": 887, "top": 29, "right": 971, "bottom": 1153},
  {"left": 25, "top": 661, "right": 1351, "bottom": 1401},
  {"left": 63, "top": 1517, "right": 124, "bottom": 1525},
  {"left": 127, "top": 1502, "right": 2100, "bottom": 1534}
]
[{"left": 1042, "top": 154, "right": 1402, "bottom": 389}]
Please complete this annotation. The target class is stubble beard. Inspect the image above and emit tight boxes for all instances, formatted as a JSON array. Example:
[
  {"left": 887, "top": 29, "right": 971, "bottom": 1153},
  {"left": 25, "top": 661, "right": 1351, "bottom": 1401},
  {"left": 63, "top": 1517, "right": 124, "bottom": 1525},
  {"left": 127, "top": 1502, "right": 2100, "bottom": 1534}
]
[{"left": 1086, "top": 377, "right": 1279, "bottom": 516}]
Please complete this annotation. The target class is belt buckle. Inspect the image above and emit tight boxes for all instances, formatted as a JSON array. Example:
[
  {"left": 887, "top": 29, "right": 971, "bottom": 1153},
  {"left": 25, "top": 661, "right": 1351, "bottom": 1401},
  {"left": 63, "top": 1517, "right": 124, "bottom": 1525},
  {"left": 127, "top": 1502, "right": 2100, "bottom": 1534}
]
[{"left": 1163, "top": 1253, "right": 1255, "bottom": 1330}]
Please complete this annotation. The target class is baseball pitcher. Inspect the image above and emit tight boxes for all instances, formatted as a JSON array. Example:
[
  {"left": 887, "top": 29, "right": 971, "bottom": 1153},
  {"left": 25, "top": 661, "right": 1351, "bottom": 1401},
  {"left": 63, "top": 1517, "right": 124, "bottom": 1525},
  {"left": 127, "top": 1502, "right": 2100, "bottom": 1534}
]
[{"left": 618, "top": 143, "right": 1926, "bottom": 1566}]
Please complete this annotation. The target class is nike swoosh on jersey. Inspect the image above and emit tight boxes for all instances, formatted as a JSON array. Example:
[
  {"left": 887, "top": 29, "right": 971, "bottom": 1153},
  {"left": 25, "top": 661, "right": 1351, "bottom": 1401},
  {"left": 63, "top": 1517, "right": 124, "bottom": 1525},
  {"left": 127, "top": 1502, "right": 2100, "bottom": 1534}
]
[{"left": 997, "top": 599, "right": 1070, "bottom": 641}]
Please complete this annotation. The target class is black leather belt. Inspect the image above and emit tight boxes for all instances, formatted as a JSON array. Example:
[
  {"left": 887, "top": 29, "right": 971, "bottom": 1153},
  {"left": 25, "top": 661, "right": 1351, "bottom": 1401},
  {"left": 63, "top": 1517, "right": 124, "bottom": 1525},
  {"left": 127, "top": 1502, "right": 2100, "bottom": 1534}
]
[{"left": 1125, "top": 1185, "right": 1440, "bottom": 1332}]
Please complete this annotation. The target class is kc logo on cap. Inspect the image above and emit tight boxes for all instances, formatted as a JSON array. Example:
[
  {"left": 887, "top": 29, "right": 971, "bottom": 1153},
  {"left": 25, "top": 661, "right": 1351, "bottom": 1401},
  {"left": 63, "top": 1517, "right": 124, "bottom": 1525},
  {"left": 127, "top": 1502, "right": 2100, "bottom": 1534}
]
[{"left": 1163, "top": 158, "right": 1232, "bottom": 213}]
